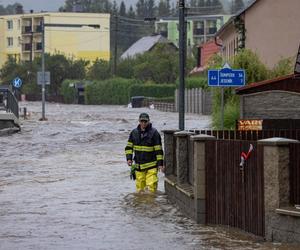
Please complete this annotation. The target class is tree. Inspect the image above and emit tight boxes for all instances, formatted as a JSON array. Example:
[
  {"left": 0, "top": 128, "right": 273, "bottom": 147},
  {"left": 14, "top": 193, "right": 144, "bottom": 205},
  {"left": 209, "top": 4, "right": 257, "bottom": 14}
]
[
  {"left": 145, "top": 0, "right": 156, "bottom": 19},
  {"left": 133, "top": 43, "right": 179, "bottom": 83},
  {"left": 197, "top": 0, "right": 205, "bottom": 7},
  {"left": 0, "top": 5, "right": 6, "bottom": 15},
  {"left": 68, "top": 59, "right": 89, "bottom": 80},
  {"left": 111, "top": 0, "right": 118, "bottom": 15},
  {"left": 157, "top": 0, "right": 171, "bottom": 17},
  {"left": 136, "top": 0, "right": 146, "bottom": 18},
  {"left": 127, "top": 5, "right": 135, "bottom": 18},
  {"left": 60, "top": 0, "right": 113, "bottom": 13},
  {"left": 87, "top": 59, "right": 111, "bottom": 80},
  {"left": 189, "top": 0, "right": 197, "bottom": 7},
  {"left": 119, "top": 1, "right": 126, "bottom": 16}
]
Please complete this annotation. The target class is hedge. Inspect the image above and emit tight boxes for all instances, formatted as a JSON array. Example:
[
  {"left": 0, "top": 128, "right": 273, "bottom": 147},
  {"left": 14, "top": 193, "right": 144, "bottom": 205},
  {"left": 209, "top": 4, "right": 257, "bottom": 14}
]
[
  {"left": 85, "top": 78, "right": 141, "bottom": 105},
  {"left": 129, "top": 84, "right": 176, "bottom": 99}
]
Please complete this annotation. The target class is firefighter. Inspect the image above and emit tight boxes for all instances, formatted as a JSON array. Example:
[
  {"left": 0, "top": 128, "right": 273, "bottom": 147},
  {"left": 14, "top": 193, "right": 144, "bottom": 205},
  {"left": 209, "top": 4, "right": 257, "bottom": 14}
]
[{"left": 125, "top": 113, "right": 165, "bottom": 193}]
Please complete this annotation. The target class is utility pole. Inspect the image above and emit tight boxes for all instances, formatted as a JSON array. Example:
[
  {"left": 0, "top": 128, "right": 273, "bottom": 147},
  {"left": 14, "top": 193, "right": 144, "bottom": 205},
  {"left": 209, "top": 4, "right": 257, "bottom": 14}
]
[
  {"left": 41, "top": 18, "right": 46, "bottom": 121},
  {"left": 178, "top": 0, "right": 186, "bottom": 130},
  {"left": 113, "top": 14, "right": 118, "bottom": 76}
]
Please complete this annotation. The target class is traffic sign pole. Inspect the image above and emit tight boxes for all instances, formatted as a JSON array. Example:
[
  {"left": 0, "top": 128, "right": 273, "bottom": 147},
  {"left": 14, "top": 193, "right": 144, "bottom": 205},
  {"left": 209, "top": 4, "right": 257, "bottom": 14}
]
[
  {"left": 221, "top": 87, "right": 224, "bottom": 130},
  {"left": 208, "top": 64, "right": 246, "bottom": 129}
]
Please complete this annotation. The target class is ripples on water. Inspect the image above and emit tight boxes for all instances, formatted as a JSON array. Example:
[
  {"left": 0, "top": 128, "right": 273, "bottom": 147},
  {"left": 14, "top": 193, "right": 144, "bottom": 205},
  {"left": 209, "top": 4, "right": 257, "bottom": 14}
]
[{"left": 0, "top": 102, "right": 299, "bottom": 250}]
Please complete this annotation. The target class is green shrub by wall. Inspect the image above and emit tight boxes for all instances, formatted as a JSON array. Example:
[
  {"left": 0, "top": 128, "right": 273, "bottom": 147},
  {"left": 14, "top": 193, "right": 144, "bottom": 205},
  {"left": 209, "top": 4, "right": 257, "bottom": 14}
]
[
  {"left": 60, "top": 79, "right": 80, "bottom": 104},
  {"left": 85, "top": 78, "right": 140, "bottom": 105},
  {"left": 129, "top": 84, "right": 176, "bottom": 98},
  {"left": 176, "top": 76, "right": 208, "bottom": 89}
]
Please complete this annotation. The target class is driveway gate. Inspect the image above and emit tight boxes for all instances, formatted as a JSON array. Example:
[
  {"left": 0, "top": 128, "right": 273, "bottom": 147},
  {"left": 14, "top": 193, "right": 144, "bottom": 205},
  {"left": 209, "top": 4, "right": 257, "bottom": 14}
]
[{"left": 205, "top": 140, "right": 265, "bottom": 237}]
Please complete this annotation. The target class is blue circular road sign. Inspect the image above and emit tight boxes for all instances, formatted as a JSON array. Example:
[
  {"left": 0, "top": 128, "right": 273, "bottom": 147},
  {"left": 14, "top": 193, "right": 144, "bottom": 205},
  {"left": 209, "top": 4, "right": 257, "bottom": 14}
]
[{"left": 12, "top": 77, "right": 22, "bottom": 88}]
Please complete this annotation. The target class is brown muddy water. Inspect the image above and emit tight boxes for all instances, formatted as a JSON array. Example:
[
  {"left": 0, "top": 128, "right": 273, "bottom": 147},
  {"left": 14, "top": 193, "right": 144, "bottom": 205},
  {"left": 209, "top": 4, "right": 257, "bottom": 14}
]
[{"left": 0, "top": 102, "right": 299, "bottom": 250}]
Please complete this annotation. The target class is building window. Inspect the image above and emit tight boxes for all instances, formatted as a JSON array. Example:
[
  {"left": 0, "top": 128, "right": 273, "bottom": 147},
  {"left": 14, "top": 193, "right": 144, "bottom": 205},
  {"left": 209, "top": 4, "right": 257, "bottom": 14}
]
[
  {"left": 7, "top": 20, "right": 13, "bottom": 30},
  {"left": 193, "top": 21, "right": 204, "bottom": 35},
  {"left": 206, "top": 20, "right": 217, "bottom": 34},
  {"left": 7, "top": 37, "right": 13, "bottom": 47},
  {"left": 18, "top": 20, "right": 21, "bottom": 30}
]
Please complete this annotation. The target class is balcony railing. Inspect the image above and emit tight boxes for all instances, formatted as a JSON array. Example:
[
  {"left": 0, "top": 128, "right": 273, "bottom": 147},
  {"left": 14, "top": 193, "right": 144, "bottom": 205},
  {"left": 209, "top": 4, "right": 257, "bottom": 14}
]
[
  {"left": 23, "top": 43, "right": 32, "bottom": 51},
  {"left": 34, "top": 25, "right": 42, "bottom": 33},
  {"left": 36, "top": 42, "right": 42, "bottom": 51},
  {"left": 22, "top": 26, "right": 32, "bottom": 34}
]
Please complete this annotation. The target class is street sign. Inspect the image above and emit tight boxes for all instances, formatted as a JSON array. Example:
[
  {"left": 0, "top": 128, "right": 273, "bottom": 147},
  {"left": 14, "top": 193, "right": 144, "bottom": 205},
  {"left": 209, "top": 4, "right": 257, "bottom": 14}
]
[
  {"left": 12, "top": 77, "right": 22, "bottom": 88},
  {"left": 37, "top": 71, "right": 50, "bottom": 85},
  {"left": 208, "top": 65, "right": 245, "bottom": 87}
]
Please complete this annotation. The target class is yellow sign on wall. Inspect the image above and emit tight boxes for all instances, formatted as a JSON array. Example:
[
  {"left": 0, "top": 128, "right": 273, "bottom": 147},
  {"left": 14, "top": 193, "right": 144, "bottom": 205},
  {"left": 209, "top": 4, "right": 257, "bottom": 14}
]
[{"left": 238, "top": 120, "right": 263, "bottom": 131}]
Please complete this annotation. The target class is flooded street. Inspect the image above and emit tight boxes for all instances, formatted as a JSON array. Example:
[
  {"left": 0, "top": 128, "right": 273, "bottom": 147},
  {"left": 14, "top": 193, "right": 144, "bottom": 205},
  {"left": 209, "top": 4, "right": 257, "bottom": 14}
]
[{"left": 0, "top": 102, "right": 298, "bottom": 250}]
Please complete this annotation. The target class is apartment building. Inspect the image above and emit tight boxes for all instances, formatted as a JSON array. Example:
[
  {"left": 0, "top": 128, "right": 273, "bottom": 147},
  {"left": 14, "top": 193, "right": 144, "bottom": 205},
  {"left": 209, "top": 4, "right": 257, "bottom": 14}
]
[
  {"left": 0, "top": 12, "right": 110, "bottom": 68},
  {"left": 155, "top": 14, "right": 231, "bottom": 48}
]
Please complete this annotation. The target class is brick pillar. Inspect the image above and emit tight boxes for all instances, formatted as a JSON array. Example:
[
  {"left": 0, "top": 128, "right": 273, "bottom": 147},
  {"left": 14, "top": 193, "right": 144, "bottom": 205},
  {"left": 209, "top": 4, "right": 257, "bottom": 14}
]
[
  {"left": 258, "top": 137, "right": 299, "bottom": 241},
  {"left": 174, "top": 131, "right": 195, "bottom": 184},
  {"left": 162, "top": 130, "right": 179, "bottom": 176},
  {"left": 191, "top": 134, "right": 216, "bottom": 223}
]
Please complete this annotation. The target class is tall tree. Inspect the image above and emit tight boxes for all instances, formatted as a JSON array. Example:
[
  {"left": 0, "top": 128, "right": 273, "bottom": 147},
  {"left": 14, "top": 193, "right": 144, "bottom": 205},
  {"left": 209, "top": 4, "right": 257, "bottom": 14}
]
[
  {"left": 136, "top": 0, "right": 146, "bottom": 18},
  {"left": 197, "top": 0, "right": 205, "bottom": 7},
  {"left": 231, "top": 0, "right": 245, "bottom": 14},
  {"left": 145, "top": 0, "right": 156, "bottom": 18},
  {"left": 127, "top": 5, "right": 135, "bottom": 19},
  {"left": 119, "top": 1, "right": 126, "bottom": 16},
  {"left": 189, "top": 0, "right": 197, "bottom": 7},
  {"left": 111, "top": 0, "right": 118, "bottom": 15},
  {"left": 157, "top": 0, "right": 170, "bottom": 17}
]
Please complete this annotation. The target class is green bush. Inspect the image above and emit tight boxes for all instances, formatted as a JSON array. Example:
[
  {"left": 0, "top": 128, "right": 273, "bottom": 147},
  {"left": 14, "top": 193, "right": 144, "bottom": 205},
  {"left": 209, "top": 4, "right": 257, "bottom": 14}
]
[
  {"left": 232, "top": 49, "right": 269, "bottom": 84},
  {"left": 212, "top": 94, "right": 239, "bottom": 130},
  {"left": 129, "top": 83, "right": 176, "bottom": 98},
  {"left": 146, "top": 96, "right": 175, "bottom": 103},
  {"left": 60, "top": 79, "right": 78, "bottom": 103},
  {"left": 177, "top": 76, "right": 208, "bottom": 89},
  {"left": 270, "top": 57, "right": 294, "bottom": 78},
  {"left": 212, "top": 49, "right": 270, "bottom": 129},
  {"left": 85, "top": 77, "right": 140, "bottom": 105}
]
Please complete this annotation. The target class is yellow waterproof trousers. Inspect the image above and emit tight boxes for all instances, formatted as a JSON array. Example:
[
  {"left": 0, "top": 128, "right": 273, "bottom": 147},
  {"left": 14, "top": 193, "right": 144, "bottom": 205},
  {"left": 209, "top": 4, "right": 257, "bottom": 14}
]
[{"left": 135, "top": 168, "right": 158, "bottom": 193}]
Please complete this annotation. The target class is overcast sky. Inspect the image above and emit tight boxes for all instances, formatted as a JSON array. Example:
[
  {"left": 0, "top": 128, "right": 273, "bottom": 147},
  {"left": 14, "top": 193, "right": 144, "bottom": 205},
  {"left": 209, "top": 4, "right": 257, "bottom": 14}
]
[{"left": 0, "top": 0, "right": 141, "bottom": 12}]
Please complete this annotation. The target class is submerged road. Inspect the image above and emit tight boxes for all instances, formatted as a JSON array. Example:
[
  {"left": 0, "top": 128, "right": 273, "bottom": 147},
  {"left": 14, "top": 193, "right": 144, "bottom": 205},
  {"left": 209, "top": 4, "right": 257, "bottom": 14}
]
[{"left": 0, "top": 102, "right": 298, "bottom": 249}]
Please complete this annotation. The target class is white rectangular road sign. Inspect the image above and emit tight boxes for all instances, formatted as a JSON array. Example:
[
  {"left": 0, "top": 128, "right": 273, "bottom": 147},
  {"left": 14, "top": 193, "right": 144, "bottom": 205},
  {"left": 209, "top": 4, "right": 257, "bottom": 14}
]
[{"left": 37, "top": 71, "right": 51, "bottom": 85}]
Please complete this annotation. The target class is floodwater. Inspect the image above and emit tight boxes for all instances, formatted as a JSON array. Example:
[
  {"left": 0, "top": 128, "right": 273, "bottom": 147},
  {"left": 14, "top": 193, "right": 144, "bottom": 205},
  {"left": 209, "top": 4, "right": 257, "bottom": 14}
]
[{"left": 0, "top": 102, "right": 299, "bottom": 250}]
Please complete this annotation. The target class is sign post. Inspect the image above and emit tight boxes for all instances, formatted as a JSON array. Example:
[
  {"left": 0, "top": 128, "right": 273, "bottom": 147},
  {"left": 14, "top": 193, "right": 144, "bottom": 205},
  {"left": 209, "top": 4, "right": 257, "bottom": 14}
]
[
  {"left": 208, "top": 64, "right": 246, "bottom": 129},
  {"left": 12, "top": 77, "right": 22, "bottom": 100}
]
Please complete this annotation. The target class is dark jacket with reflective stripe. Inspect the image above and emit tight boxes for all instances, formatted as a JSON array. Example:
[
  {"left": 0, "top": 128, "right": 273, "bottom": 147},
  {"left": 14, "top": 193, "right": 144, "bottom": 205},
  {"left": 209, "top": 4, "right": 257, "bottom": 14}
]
[{"left": 125, "top": 123, "right": 164, "bottom": 170}]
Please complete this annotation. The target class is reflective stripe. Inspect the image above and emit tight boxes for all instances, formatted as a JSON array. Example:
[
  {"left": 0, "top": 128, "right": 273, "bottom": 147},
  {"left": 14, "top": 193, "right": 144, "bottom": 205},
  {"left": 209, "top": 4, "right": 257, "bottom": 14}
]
[
  {"left": 127, "top": 142, "right": 133, "bottom": 147},
  {"left": 125, "top": 150, "right": 133, "bottom": 154},
  {"left": 140, "top": 161, "right": 157, "bottom": 170},
  {"left": 133, "top": 145, "right": 154, "bottom": 152},
  {"left": 154, "top": 145, "right": 162, "bottom": 150},
  {"left": 156, "top": 155, "right": 163, "bottom": 161}
]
